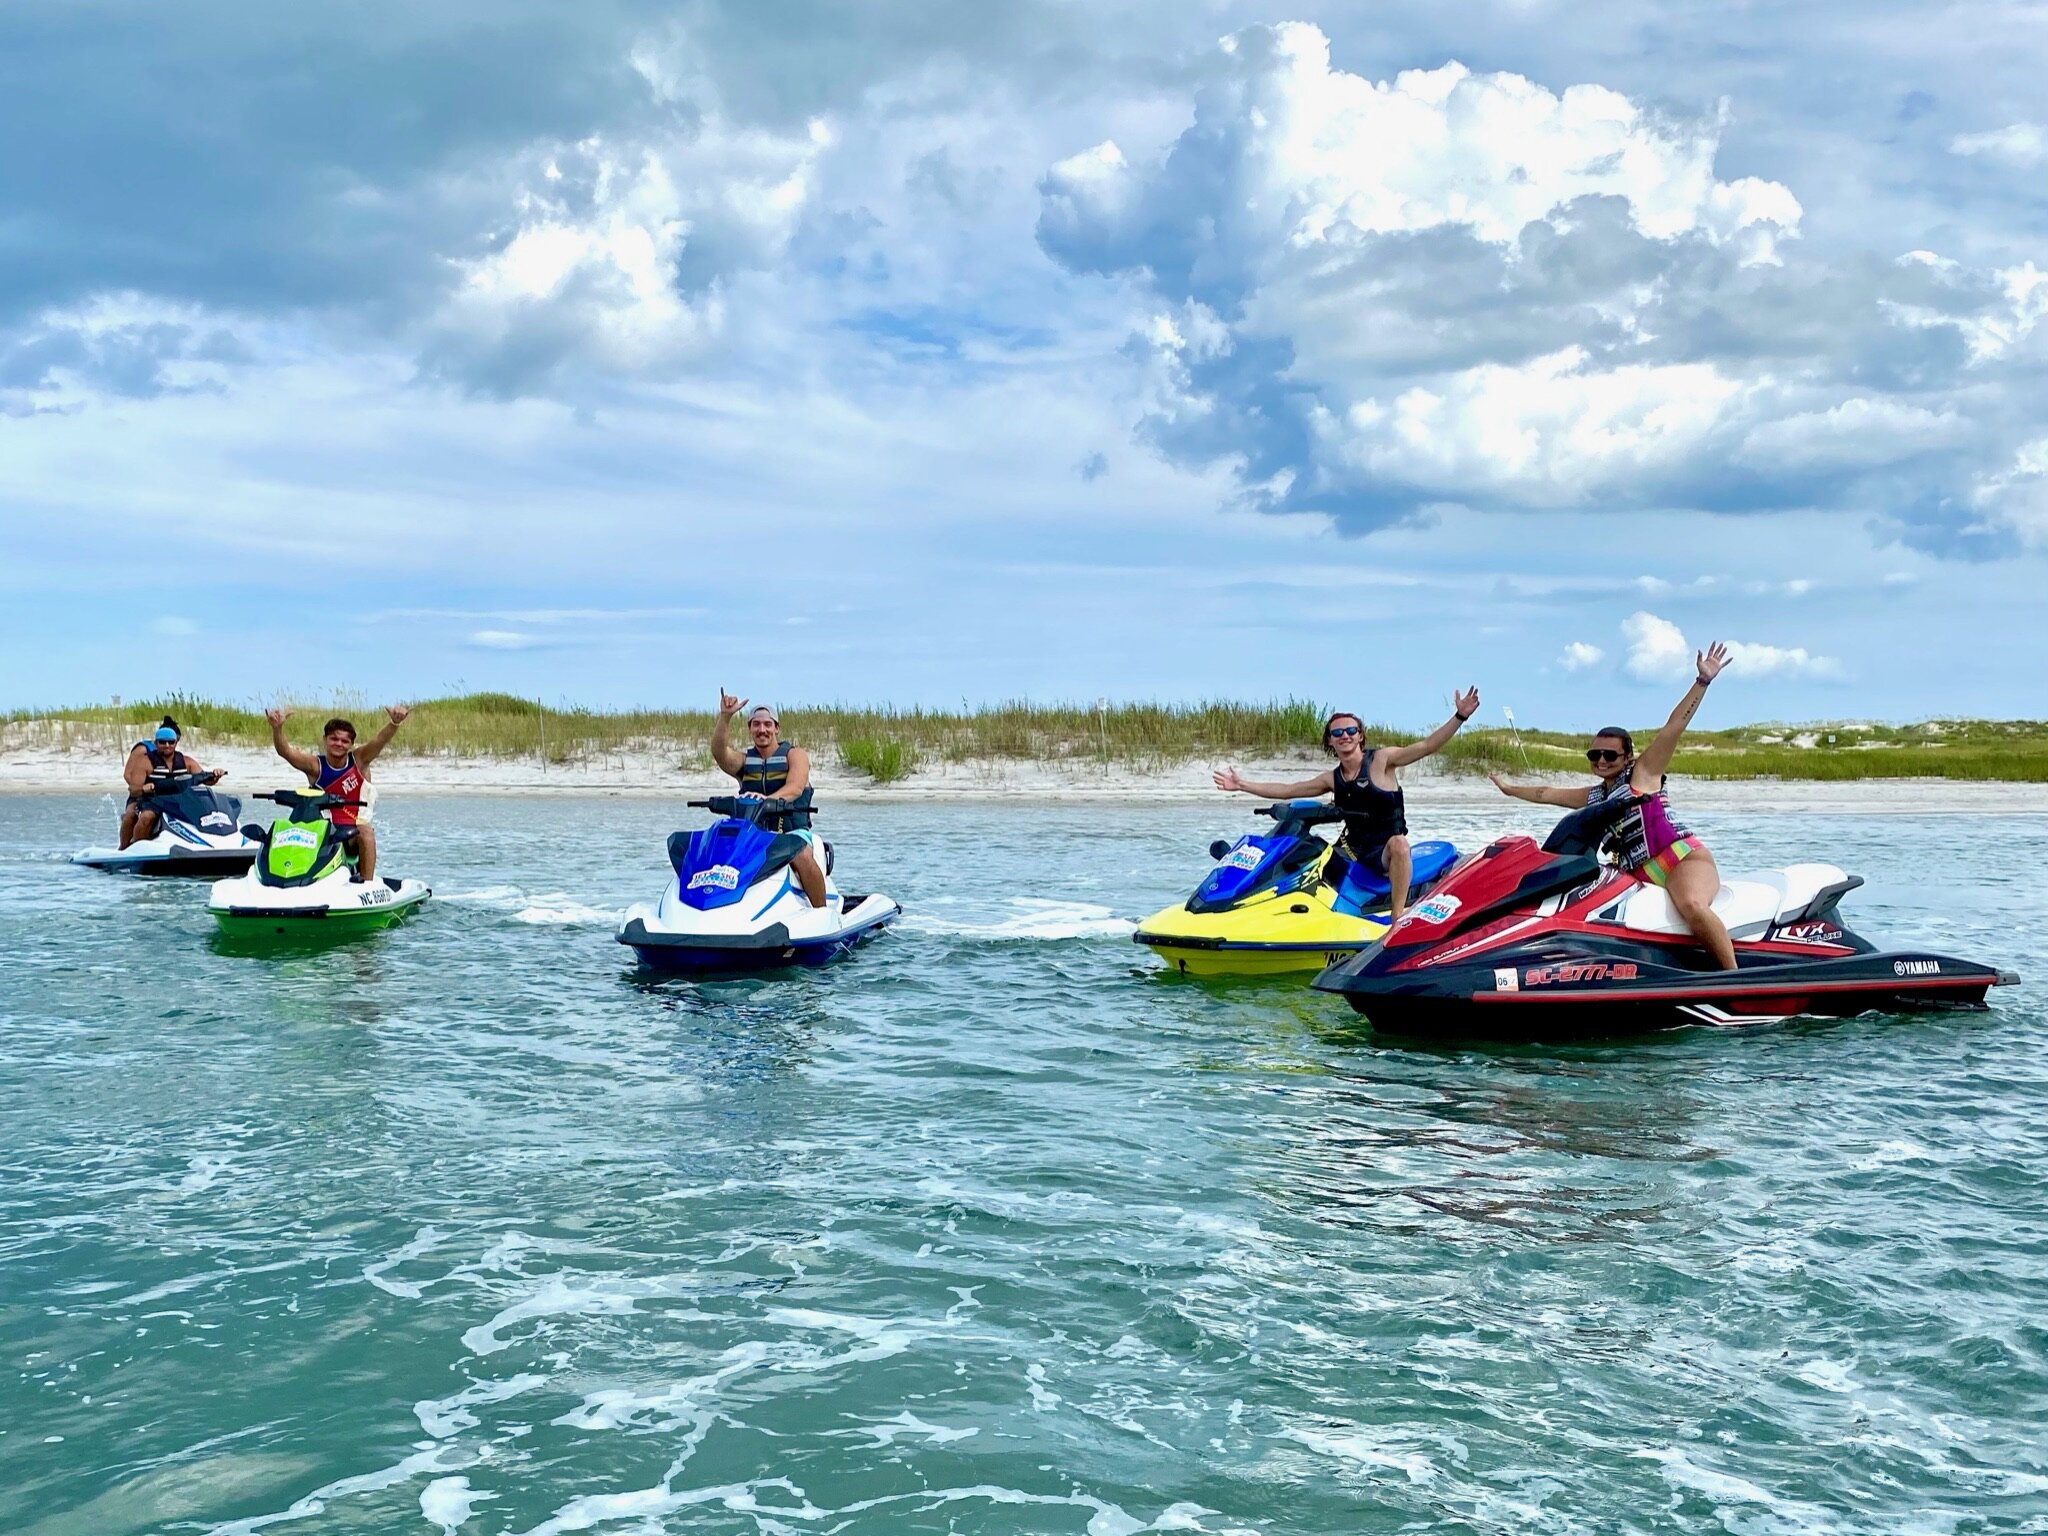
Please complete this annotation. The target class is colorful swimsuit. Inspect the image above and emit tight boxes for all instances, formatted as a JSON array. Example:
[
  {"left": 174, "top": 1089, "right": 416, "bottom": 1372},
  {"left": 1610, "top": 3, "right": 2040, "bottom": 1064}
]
[{"left": 1590, "top": 776, "right": 1703, "bottom": 887}]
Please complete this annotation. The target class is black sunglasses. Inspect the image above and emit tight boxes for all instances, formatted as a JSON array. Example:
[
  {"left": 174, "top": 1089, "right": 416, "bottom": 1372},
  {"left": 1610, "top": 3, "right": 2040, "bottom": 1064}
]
[
  {"left": 1585, "top": 748, "right": 1624, "bottom": 764},
  {"left": 1328, "top": 725, "right": 1361, "bottom": 739}
]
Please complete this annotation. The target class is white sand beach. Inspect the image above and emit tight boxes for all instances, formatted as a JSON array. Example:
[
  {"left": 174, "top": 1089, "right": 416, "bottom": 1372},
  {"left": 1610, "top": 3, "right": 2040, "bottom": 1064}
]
[{"left": 7, "top": 734, "right": 2047, "bottom": 814}]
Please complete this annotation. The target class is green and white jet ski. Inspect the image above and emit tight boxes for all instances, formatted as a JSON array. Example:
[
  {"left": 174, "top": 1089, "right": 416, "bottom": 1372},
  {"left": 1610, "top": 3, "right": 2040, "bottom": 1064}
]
[{"left": 207, "top": 787, "right": 429, "bottom": 940}]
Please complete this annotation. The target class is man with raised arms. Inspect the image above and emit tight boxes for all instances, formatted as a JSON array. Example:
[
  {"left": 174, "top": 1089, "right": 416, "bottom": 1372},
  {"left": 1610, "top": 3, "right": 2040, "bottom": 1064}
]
[
  {"left": 1212, "top": 689, "right": 1480, "bottom": 927},
  {"left": 264, "top": 706, "right": 412, "bottom": 881},
  {"left": 710, "top": 690, "right": 827, "bottom": 909}
]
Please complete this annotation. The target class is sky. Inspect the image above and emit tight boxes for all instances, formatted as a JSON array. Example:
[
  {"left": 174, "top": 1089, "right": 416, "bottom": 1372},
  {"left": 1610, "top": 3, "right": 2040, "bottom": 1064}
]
[{"left": 4, "top": 0, "right": 2046, "bottom": 730}]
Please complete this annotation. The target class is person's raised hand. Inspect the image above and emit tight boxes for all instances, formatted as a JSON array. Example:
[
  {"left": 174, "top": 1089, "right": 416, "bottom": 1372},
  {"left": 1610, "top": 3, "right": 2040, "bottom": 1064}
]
[
  {"left": 265, "top": 708, "right": 292, "bottom": 728},
  {"left": 1454, "top": 685, "right": 1480, "bottom": 720},
  {"left": 1696, "top": 642, "right": 1730, "bottom": 684},
  {"left": 1487, "top": 771, "right": 1512, "bottom": 794},
  {"left": 720, "top": 688, "right": 746, "bottom": 718},
  {"left": 1212, "top": 766, "right": 1243, "bottom": 793},
  {"left": 385, "top": 704, "right": 411, "bottom": 725}
]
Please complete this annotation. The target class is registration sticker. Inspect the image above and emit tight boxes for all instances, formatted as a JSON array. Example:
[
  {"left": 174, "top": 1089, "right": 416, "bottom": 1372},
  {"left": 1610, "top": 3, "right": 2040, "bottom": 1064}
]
[
  {"left": 1409, "top": 895, "right": 1462, "bottom": 925},
  {"left": 1222, "top": 844, "right": 1264, "bottom": 873},
  {"left": 687, "top": 865, "right": 741, "bottom": 893},
  {"left": 1493, "top": 967, "right": 1518, "bottom": 993}
]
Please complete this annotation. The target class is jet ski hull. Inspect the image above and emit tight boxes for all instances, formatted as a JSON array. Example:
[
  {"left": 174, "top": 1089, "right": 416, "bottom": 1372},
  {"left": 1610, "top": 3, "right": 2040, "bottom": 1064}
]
[
  {"left": 1136, "top": 817, "right": 1458, "bottom": 977},
  {"left": 1310, "top": 833, "right": 2019, "bottom": 1041},
  {"left": 1315, "top": 945, "right": 2018, "bottom": 1041},
  {"left": 619, "top": 893, "right": 899, "bottom": 973},
  {"left": 208, "top": 876, "right": 431, "bottom": 941},
  {"left": 73, "top": 844, "right": 256, "bottom": 878}
]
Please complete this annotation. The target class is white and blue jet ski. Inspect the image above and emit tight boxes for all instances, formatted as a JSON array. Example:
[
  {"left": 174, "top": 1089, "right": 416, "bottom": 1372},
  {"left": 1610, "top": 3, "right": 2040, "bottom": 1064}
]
[
  {"left": 72, "top": 768, "right": 259, "bottom": 877},
  {"left": 616, "top": 792, "right": 898, "bottom": 973}
]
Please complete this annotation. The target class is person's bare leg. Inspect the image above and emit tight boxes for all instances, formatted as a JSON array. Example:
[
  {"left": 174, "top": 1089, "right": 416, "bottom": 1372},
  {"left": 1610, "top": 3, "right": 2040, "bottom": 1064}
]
[
  {"left": 792, "top": 845, "right": 827, "bottom": 907},
  {"left": 356, "top": 825, "right": 378, "bottom": 881},
  {"left": 1384, "top": 835, "right": 1413, "bottom": 926},
  {"left": 1667, "top": 852, "right": 1735, "bottom": 970},
  {"left": 118, "top": 805, "right": 140, "bottom": 849}
]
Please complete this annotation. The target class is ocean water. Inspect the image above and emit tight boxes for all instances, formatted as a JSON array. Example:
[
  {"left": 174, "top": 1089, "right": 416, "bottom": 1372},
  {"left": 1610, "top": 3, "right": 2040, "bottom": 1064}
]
[{"left": 2, "top": 792, "right": 2044, "bottom": 1536}]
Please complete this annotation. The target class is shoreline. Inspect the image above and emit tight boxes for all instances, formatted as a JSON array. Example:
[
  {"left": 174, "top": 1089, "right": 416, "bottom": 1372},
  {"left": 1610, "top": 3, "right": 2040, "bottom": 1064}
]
[{"left": 8, "top": 744, "right": 2048, "bottom": 813}]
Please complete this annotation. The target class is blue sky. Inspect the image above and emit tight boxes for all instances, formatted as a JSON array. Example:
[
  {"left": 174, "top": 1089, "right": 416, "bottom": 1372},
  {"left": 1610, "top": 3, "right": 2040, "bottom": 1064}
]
[{"left": 4, "top": 1, "right": 2045, "bottom": 729}]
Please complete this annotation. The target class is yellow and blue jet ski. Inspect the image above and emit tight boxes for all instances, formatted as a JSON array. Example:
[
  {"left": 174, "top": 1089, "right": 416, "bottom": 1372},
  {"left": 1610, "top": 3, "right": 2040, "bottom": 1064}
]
[{"left": 1134, "top": 800, "right": 1458, "bottom": 977}]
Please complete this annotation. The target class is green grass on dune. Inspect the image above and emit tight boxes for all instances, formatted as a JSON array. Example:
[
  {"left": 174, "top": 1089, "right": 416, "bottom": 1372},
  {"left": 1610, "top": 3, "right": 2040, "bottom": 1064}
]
[{"left": 8, "top": 694, "right": 2047, "bottom": 781}]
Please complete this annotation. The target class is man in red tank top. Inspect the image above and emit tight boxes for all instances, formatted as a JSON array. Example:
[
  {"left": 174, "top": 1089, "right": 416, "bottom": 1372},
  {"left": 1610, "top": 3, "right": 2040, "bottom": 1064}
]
[{"left": 265, "top": 705, "right": 412, "bottom": 880}]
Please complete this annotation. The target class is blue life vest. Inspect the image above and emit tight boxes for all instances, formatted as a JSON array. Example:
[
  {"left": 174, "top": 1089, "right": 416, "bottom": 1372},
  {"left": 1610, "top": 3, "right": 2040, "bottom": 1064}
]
[{"left": 739, "top": 740, "right": 795, "bottom": 796}]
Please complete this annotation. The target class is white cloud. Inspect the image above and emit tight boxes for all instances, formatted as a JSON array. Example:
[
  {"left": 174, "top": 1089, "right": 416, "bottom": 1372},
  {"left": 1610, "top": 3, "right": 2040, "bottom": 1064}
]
[
  {"left": 1558, "top": 641, "right": 1604, "bottom": 671},
  {"left": 1328, "top": 347, "right": 1746, "bottom": 504},
  {"left": 1622, "top": 610, "right": 1841, "bottom": 684},
  {"left": 1736, "top": 397, "right": 1962, "bottom": 472},
  {"left": 1948, "top": 123, "right": 2048, "bottom": 165},
  {"left": 469, "top": 629, "right": 539, "bottom": 649},
  {"left": 1621, "top": 611, "right": 1693, "bottom": 682},
  {"left": 429, "top": 109, "right": 827, "bottom": 391},
  {"left": 1044, "top": 29, "right": 1800, "bottom": 267}
]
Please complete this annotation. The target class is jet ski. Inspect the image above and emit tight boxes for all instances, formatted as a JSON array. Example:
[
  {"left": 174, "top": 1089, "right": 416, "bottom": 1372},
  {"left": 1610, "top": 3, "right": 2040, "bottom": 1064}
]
[
  {"left": 206, "top": 788, "right": 430, "bottom": 940},
  {"left": 1312, "top": 803, "right": 2019, "bottom": 1039},
  {"left": 616, "top": 792, "right": 898, "bottom": 972},
  {"left": 72, "top": 768, "right": 258, "bottom": 877},
  {"left": 1133, "top": 799, "right": 1458, "bottom": 976}
]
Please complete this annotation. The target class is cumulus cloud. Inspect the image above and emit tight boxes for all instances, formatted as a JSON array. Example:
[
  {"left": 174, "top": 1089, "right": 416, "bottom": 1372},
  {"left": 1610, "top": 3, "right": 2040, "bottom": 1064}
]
[
  {"left": 1622, "top": 610, "right": 1841, "bottom": 683},
  {"left": 1558, "top": 641, "right": 1604, "bottom": 671},
  {"left": 1037, "top": 22, "right": 2048, "bottom": 558},
  {"left": 423, "top": 102, "right": 828, "bottom": 394}
]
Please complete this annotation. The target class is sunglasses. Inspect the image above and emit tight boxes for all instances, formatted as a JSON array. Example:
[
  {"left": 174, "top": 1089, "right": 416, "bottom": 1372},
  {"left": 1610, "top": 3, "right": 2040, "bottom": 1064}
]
[
  {"left": 1585, "top": 748, "right": 1624, "bottom": 764},
  {"left": 1327, "top": 725, "right": 1361, "bottom": 739}
]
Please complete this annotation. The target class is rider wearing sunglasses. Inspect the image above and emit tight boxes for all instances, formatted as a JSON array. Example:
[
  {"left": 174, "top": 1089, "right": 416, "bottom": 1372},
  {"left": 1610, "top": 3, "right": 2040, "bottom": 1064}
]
[
  {"left": 1488, "top": 641, "right": 1735, "bottom": 969},
  {"left": 1213, "top": 688, "right": 1480, "bottom": 927}
]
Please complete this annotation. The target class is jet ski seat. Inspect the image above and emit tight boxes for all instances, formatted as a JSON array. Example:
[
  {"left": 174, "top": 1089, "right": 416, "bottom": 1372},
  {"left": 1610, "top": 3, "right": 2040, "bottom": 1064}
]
[
  {"left": 1614, "top": 863, "right": 1852, "bottom": 940},
  {"left": 1330, "top": 839, "right": 1458, "bottom": 916}
]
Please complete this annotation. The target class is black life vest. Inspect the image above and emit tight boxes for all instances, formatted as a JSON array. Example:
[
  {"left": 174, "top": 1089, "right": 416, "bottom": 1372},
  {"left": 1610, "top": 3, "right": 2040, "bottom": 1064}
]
[{"left": 1332, "top": 749, "right": 1406, "bottom": 855}]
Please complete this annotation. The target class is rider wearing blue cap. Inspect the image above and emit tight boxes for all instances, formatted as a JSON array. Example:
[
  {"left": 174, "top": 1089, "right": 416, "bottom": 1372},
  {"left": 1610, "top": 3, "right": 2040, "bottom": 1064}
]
[
  {"left": 118, "top": 715, "right": 225, "bottom": 848},
  {"left": 709, "top": 690, "right": 827, "bottom": 907}
]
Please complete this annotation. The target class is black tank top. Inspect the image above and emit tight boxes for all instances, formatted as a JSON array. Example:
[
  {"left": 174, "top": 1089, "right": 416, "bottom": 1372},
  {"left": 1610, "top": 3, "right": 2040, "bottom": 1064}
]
[{"left": 1332, "top": 750, "right": 1406, "bottom": 854}]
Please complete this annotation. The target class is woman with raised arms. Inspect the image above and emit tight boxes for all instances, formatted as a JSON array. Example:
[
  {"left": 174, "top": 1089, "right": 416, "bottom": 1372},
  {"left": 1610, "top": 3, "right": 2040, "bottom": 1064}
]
[{"left": 1488, "top": 642, "right": 1736, "bottom": 969}]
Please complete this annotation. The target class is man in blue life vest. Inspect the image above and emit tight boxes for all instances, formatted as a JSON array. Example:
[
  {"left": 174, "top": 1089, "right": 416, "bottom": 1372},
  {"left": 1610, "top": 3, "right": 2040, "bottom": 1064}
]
[
  {"left": 264, "top": 705, "right": 412, "bottom": 880},
  {"left": 709, "top": 690, "right": 827, "bottom": 907}
]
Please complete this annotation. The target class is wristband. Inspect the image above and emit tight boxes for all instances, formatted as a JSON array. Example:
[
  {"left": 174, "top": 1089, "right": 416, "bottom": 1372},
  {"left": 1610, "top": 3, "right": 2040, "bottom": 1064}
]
[
  {"left": 1455, "top": 710, "right": 1473, "bottom": 722},
  {"left": 1695, "top": 675, "right": 1712, "bottom": 688}
]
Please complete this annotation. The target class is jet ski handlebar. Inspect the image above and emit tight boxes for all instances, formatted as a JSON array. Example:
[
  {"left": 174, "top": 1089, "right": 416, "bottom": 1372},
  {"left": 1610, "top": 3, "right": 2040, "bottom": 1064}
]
[
  {"left": 1254, "top": 801, "right": 1346, "bottom": 828},
  {"left": 690, "top": 792, "right": 815, "bottom": 824},
  {"left": 254, "top": 788, "right": 364, "bottom": 813},
  {"left": 139, "top": 768, "right": 225, "bottom": 792}
]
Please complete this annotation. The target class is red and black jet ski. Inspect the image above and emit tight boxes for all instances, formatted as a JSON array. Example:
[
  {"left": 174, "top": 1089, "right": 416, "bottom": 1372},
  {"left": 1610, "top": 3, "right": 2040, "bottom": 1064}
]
[{"left": 1311, "top": 805, "right": 2018, "bottom": 1040}]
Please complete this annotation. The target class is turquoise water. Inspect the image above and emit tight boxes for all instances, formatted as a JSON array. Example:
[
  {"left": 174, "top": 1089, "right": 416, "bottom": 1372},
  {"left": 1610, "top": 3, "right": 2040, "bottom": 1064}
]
[{"left": 4, "top": 793, "right": 2045, "bottom": 1535}]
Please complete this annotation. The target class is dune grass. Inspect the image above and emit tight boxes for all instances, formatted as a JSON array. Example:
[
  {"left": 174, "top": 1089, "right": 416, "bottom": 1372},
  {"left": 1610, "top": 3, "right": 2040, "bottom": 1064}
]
[{"left": 8, "top": 694, "right": 2047, "bottom": 781}]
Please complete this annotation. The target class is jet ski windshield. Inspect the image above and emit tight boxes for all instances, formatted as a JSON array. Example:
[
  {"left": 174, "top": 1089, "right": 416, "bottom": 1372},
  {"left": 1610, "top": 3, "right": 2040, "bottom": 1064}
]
[
  {"left": 671, "top": 792, "right": 819, "bottom": 910},
  {"left": 143, "top": 771, "right": 244, "bottom": 842}
]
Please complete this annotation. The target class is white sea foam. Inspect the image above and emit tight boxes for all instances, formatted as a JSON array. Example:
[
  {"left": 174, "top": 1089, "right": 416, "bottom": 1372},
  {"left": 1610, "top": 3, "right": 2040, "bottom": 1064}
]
[
  {"left": 178, "top": 1152, "right": 235, "bottom": 1195},
  {"left": 421, "top": 1475, "right": 494, "bottom": 1533},
  {"left": 203, "top": 1444, "right": 464, "bottom": 1535},
  {"left": 1634, "top": 1446, "right": 1842, "bottom": 1531},
  {"left": 416, "top": 1373, "right": 548, "bottom": 1438},
  {"left": 1278, "top": 1420, "right": 1459, "bottom": 1485},
  {"left": 441, "top": 886, "right": 622, "bottom": 926},
  {"left": 906, "top": 897, "right": 1135, "bottom": 941},
  {"left": 461, "top": 1275, "right": 708, "bottom": 1356},
  {"left": 836, "top": 1410, "right": 978, "bottom": 1447},
  {"left": 363, "top": 1225, "right": 445, "bottom": 1299}
]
